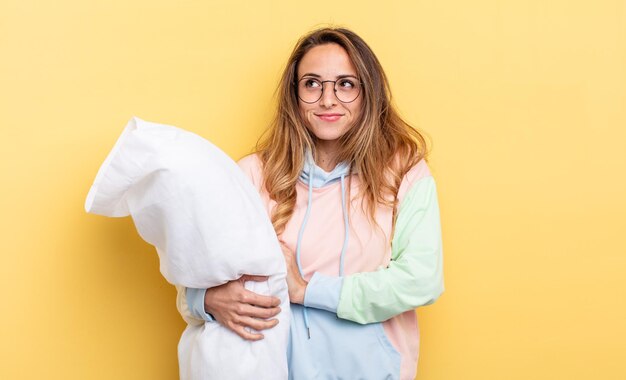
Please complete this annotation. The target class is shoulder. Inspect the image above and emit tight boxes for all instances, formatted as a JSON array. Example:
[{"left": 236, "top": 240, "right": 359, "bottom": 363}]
[
  {"left": 237, "top": 153, "right": 262, "bottom": 172},
  {"left": 397, "top": 159, "right": 433, "bottom": 202},
  {"left": 237, "top": 153, "right": 264, "bottom": 189}
]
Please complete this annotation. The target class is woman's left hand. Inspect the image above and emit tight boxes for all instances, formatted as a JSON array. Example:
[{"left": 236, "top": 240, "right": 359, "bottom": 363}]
[{"left": 280, "top": 241, "right": 308, "bottom": 304}]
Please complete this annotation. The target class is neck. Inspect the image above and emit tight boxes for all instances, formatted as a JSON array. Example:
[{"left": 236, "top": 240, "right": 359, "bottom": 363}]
[{"left": 314, "top": 142, "right": 340, "bottom": 171}]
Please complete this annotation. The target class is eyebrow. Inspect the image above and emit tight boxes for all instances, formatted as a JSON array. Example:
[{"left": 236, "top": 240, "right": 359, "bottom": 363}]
[{"left": 299, "top": 73, "right": 359, "bottom": 79}]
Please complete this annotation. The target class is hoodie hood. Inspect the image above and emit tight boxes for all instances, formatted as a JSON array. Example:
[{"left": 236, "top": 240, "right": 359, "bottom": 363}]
[{"left": 299, "top": 150, "right": 351, "bottom": 188}]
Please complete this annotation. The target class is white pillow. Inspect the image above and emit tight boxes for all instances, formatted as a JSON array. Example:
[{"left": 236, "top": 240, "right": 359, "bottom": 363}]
[{"left": 85, "top": 116, "right": 289, "bottom": 380}]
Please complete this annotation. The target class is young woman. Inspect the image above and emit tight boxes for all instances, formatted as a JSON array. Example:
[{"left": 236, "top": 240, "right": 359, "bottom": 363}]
[{"left": 178, "top": 27, "right": 444, "bottom": 379}]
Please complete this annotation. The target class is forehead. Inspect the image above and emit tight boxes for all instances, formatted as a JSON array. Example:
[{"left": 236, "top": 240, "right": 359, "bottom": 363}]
[{"left": 297, "top": 43, "right": 357, "bottom": 78}]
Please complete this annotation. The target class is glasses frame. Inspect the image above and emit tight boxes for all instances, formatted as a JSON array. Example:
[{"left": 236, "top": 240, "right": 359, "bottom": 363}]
[{"left": 296, "top": 77, "right": 363, "bottom": 104}]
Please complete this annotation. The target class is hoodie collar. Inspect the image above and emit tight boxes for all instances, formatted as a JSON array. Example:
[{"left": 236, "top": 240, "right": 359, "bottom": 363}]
[{"left": 299, "top": 150, "right": 351, "bottom": 188}]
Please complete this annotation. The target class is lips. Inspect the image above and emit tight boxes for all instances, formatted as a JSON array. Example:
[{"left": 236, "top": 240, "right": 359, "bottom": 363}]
[{"left": 316, "top": 113, "right": 343, "bottom": 122}]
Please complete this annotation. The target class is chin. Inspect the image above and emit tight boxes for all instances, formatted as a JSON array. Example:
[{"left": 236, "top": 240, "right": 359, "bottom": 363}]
[
  {"left": 312, "top": 132, "right": 345, "bottom": 143},
  {"left": 309, "top": 126, "right": 350, "bottom": 142}
]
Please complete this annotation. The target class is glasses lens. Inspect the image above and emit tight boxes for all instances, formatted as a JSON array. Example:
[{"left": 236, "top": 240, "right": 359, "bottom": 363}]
[
  {"left": 334, "top": 78, "right": 360, "bottom": 103},
  {"left": 298, "top": 78, "right": 323, "bottom": 103}
]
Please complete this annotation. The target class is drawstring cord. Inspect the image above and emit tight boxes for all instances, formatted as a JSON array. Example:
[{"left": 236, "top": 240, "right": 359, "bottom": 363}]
[
  {"left": 339, "top": 174, "right": 349, "bottom": 277},
  {"left": 295, "top": 162, "right": 315, "bottom": 339}
]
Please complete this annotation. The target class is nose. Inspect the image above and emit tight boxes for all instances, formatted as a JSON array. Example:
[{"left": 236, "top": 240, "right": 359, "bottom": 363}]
[{"left": 319, "top": 82, "right": 337, "bottom": 108}]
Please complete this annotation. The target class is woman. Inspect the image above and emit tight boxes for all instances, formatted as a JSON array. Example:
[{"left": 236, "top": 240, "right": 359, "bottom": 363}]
[{"left": 178, "top": 27, "right": 444, "bottom": 379}]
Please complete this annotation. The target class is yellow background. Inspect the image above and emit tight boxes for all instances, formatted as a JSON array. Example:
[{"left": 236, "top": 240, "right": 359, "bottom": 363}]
[{"left": 1, "top": 1, "right": 625, "bottom": 379}]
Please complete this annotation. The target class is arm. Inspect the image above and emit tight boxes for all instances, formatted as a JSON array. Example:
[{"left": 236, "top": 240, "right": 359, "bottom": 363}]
[
  {"left": 175, "top": 285, "right": 205, "bottom": 326},
  {"left": 302, "top": 175, "right": 444, "bottom": 324}
]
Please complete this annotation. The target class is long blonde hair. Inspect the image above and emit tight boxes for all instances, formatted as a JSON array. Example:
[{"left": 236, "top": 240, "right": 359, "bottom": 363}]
[{"left": 256, "top": 27, "right": 428, "bottom": 235}]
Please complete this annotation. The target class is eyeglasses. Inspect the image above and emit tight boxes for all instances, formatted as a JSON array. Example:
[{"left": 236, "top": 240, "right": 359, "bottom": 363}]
[{"left": 296, "top": 77, "right": 362, "bottom": 104}]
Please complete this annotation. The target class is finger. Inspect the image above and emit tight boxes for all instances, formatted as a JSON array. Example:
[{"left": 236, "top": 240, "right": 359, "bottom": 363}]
[
  {"left": 241, "top": 290, "right": 281, "bottom": 308},
  {"left": 238, "top": 304, "right": 281, "bottom": 319},
  {"left": 237, "top": 316, "right": 279, "bottom": 332},
  {"left": 240, "top": 275, "right": 269, "bottom": 282},
  {"left": 230, "top": 323, "right": 264, "bottom": 341}
]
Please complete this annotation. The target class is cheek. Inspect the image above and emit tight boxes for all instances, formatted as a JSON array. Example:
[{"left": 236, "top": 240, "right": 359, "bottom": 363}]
[
  {"left": 299, "top": 104, "right": 314, "bottom": 121},
  {"left": 298, "top": 104, "right": 313, "bottom": 127},
  {"left": 348, "top": 100, "right": 363, "bottom": 120}
]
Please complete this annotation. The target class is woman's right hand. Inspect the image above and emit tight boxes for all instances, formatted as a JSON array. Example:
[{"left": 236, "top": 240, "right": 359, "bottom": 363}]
[{"left": 204, "top": 275, "right": 282, "bottom": 341}]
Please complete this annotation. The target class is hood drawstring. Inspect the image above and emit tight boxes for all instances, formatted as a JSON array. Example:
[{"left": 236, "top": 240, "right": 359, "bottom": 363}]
[
  {"left": 295, "top": 154, "right": 350, "bottom": 339},
  {"left": 339, "top": 174, "right": 349, "bottom": 277},
  {"left": 295, "top": 161, "right": 315, "bottom": 339}
]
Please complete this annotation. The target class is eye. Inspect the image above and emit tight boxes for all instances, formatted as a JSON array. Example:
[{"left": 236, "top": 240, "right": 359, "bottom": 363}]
[
  {"left": 338, "top": 79, "right": 356, "bottom": 89},
  {"left": 304, "top": 79, "right": 321, "bottom": 88}
]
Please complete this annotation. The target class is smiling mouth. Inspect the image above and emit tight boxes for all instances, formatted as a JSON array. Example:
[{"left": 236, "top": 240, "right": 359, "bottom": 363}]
[{"left": 316, "top": 113, "right": 343, "bottom": 122}]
